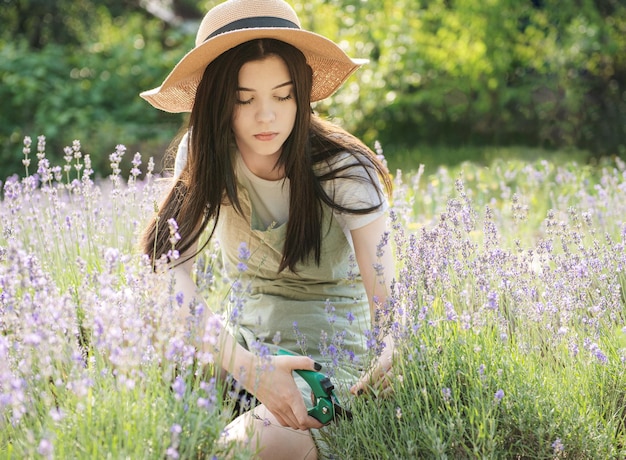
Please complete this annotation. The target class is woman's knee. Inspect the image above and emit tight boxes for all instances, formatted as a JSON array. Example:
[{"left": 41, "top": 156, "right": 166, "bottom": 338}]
[{"left": 220, "top": 406, "right": 318, "bottom": 460}]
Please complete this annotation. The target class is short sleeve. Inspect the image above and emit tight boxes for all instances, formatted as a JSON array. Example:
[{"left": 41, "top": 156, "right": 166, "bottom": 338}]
[
  {"left": 320, "top": 152, "right": 389, "bottom": 231},
  {"left": 173, "top": 131, "right": 190, "bottom": 179}
]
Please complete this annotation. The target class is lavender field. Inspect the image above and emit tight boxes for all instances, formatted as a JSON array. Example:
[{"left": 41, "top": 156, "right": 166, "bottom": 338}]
[{"left": 1, "top": 137, "right": 626, "bottom": 459}]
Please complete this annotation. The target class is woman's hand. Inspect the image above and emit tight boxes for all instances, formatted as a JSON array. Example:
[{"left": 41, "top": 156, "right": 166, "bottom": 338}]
[
  {"left": 350, "top": 334, "right": 395, "bottom": 397},
  {"left": 247, "top": 354, "right": 324, "bottom": 430}
]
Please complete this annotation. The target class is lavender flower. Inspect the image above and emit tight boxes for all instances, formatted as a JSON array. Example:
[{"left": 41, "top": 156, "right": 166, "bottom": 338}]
[
  {"left": 238, "top": 241, "right": 251, "bottom": 260},
  {"left": 130, "top": 152, "right": 142, "bottom": 178},
  {"left": 552, "top": 438, "right": 565, "bottom": 453},
  {"left": 293, "top": 321, "right": 307, "bottom": 352},
  {"left": 588, "top": 342, "right": 608, "bottom": 364},
  {"left": 172, "top": 376, "right": 186, "bottom": 400},
  {"left": 485, "top": 290, "right": 498, "bottom": 310},
  {"left": 175, "top": 291, "right": 184, "bottom": 306},
  {"left": 168, "top": 218, "right": 181, "bottom": 246},
  {"left": 325, "top": 299, "right": 336, "bottom": 324},
  {"left": 37, "top": 438, "right": 54, "bottom": 458},
  {"left": 22, "top": 136, "right": 31, "bottom": 171}
]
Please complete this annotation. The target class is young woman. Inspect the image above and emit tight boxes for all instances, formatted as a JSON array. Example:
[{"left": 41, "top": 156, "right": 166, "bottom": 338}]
[{"left": 140, "top": 0, "right": 396, "bottom": 458}]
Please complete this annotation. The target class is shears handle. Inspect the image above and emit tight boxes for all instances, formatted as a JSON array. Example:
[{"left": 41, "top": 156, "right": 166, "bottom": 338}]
[{"left": 276, "top": 350, "right": 335, "bottom": 424}]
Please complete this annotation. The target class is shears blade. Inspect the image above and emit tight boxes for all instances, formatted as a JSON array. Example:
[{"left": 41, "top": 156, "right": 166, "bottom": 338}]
[{"left": 330, "top": 394, "right": 353, "bottom": 421}]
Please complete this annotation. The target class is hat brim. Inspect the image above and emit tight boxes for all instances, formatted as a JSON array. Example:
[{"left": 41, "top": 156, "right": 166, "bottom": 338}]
[{"left": 140, "top": 28, "right": 366, "bottom": 113}]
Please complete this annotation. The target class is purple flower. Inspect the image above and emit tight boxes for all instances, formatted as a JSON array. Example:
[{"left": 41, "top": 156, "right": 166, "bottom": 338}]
[
  {"left": 376, "top": 231, "right": 390, "bottom": 259},
  {"left": 72, "top": 139, "right": 82, "bottom": 158},
  {"left": 293, "top": 321, "right": 307, "bottom": 351},
  {"left": 3, "top": 176, "right": 21, "bottom": 200},
  {"left": 486, "top": 291, "right": 498, "bottom": 310},
  {"left": 63, "top": 145, "right": 73, "bottom": 164},
  {"left": 250, "top": 340, "right": 271, "bottom": 363},
  {"left": 364, "top": 329, "right": 378, "bottom": 351},
  {"left": 325, "top": 299, "right": 336, "bottom": 324},
  {"left": 552, "top": 438, "right": 565, "bottom": 453},
  {"left": 197, "top": 397, "right": 210, "bottom": 408},
  {"left": 589, "top": 342, "right": 608, "bottom": 364},
  {"left": 238, "top": 242, "right": 251, "bottom": 260},
  {"left": 130, "top": 152, "right": 142, "bottom": 178},
  {"left": 175, "top": 291, "right": 184, "bottom": 306},
  {"left": 445, "top": 301, "right": 458, "bottom": 321},
  {"left": 494, "top": 389, "right": 504, "bottom": 402},
  {"left": 172, "top": 376, "right": 186, "bottom": 400},
  {"left": 49, "top": 407, "right": 65, "bottom": 422},
  {"left": 37, "top": 438, "right": 54, "bottom": 458},
  {"left": 168, "top": 218, "right": 181, "bottom": 246},
  {"left": 236, "top": 262, "right": 248, "bottom": 272}
]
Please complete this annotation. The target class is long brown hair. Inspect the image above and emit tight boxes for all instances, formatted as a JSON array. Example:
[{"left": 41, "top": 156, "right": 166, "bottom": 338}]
[{"left": 142, "top": 39, "right": 392, "bottom": 272}]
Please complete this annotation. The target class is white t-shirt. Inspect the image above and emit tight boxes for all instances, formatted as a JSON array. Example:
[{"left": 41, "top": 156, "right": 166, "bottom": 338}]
[{"left": 173, "top": 133, "right": 388, "bottom": 247}]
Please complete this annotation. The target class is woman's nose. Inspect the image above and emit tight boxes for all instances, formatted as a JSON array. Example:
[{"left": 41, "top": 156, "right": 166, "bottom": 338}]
[{"left": 255, "top": 100, "right": 276, "bottom": 123}]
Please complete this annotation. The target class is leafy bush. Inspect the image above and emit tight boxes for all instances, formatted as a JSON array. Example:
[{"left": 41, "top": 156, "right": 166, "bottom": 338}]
[
  {"left": 0, "top": 9, "right": 188, "bottom": 178},
  {"left": 307, "top": 0, "right": 626, "bottom": 156},
  {"left": 1, "top": 0, "right": 625, "bottom": 175}
]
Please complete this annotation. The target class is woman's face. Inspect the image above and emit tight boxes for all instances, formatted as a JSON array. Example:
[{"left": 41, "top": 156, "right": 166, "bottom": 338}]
[{"left": 232, "top": 55, "right": 297, "bottom": 179}]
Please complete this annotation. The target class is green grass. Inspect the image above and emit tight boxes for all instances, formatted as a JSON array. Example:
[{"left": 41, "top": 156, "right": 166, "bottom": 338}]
[{"left": 383, "top": 143, "right": 592, "bottom": 174}]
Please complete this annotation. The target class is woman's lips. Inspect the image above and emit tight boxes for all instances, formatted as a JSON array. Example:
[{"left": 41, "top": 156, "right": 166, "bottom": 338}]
[{"left": 254, "top": 132, "right": 277, "bottom": 141}]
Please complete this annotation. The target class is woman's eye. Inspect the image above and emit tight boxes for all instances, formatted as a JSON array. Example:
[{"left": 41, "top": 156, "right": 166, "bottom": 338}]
[{"left": 235, "top": 93, "right": 292, "bottom": 104}]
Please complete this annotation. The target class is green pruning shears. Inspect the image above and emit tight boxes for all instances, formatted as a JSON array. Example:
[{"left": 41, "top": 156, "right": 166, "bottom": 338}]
[{"left": 277, "top": 349, "right": 353, "bottom": 424}]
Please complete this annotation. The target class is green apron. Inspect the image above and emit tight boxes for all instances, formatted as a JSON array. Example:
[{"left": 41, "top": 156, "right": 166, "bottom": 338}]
[{"left": 215, "top": 185, "right": 372, "bottom": 390}]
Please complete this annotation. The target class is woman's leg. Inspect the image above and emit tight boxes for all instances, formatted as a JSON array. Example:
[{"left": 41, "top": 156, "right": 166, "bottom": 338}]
[{"left": 220, "top": 404, "right": 318, "bottom": 460}]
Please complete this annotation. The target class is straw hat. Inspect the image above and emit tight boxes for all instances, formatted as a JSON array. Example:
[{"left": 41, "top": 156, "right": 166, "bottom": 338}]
[{"left": 140, "top": 0, "right": 367, "bottom": 113}]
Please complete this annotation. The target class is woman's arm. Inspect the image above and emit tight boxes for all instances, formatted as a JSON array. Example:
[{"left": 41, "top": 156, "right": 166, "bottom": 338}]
[
  {"left": 350, "top": 213, "right": 394, "bottom": 313},
  {"left": 170, "top": 248, "right": 323, "bottom": 429},
  {"left": 348, "top": 213, "right": 397, "bottom": 396}
]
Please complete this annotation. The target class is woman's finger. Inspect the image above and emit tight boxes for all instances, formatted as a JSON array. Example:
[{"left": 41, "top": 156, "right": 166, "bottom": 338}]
[{"left": 351, "top": 362, "right": 396, "bottom": 397}]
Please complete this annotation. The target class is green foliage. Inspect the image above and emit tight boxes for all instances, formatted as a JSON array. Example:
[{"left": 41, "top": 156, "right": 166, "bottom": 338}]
[
  {"left": 382, "top": 143, "right": 592, "bottom": 174},
  {"left": 312, "top": 0, "right": 626, "bottom": 156},
  {"left": 1, "top": 0, "right": 98, "bottom": 49},
  {"left": 325, "top": 319, "right": 626, "bottom": 458},
  {"left": 1, "top": 0, "right": 625, "bottom": 177},
  {"left": 0, "top": 7, "right": 188, "bottom": 178},
  {"left": 1, "top": 365, "right": 228, "bottom": 459}
]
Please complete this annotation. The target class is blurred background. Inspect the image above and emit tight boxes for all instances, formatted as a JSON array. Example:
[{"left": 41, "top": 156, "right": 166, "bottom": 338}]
[{"left": 1, "top": 0, "right": 625, "bottom": 177}]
